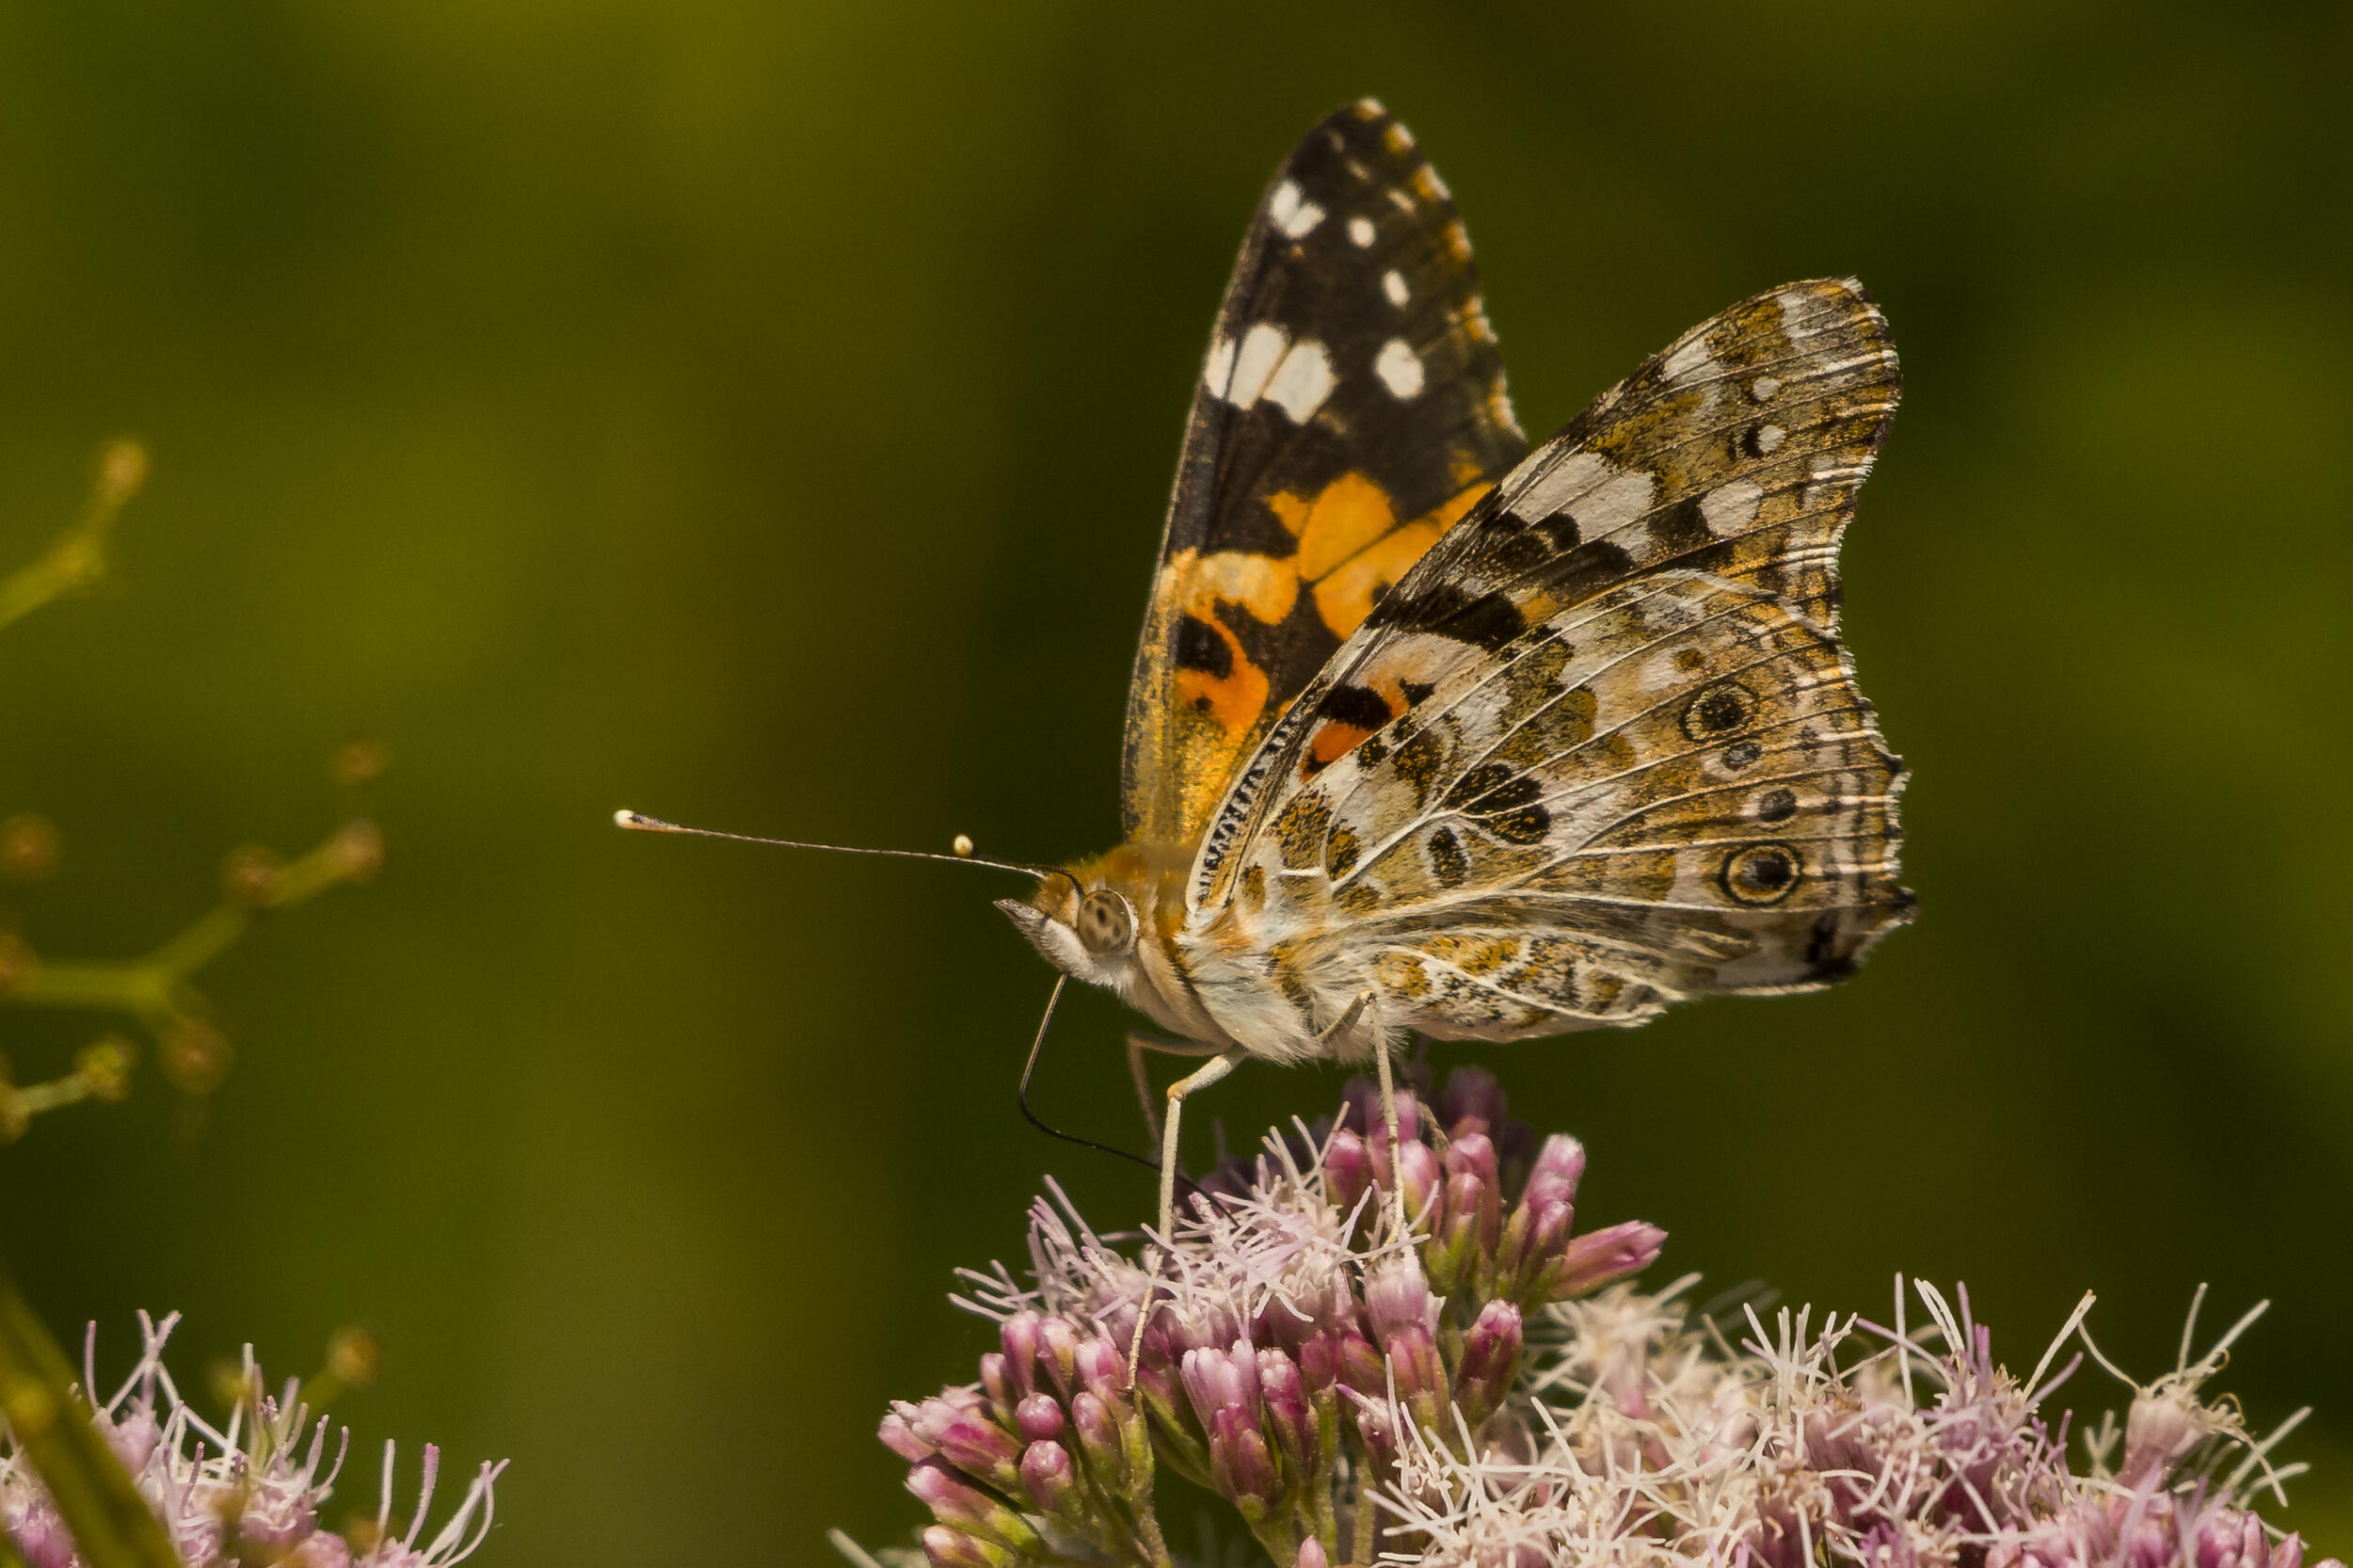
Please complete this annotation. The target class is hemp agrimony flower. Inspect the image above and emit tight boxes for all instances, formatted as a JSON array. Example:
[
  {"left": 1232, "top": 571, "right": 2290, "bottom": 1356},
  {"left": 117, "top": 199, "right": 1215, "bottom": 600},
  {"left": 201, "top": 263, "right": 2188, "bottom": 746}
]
[
  {"left": 0, "top": 1312, "right": 504, "bottom": 1568},
  {"left": 861, "top": 1067, "right": 2342, "bottom": 1568}
]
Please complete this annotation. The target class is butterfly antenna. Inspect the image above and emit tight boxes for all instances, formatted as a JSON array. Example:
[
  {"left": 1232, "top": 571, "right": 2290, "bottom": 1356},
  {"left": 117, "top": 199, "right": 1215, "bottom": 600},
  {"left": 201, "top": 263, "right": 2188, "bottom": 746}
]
[
  {"left": 1016, "top": 974, "right": 1166, "bottom": 1178},
  {"left": 615, "top": 808, "right": 1066, "bottom": 883}
]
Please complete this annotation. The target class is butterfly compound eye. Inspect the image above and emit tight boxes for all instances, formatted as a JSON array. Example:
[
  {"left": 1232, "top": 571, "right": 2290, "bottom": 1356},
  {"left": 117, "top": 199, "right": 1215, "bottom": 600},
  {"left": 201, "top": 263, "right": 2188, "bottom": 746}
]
[{"left": 1076, "top": 890, "right": 1137, "bottom": 955}]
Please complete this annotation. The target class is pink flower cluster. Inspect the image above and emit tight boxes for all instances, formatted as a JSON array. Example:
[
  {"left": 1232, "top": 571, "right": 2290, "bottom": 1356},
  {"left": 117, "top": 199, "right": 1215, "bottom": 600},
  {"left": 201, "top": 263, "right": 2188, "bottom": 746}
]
[
  {"left": 858, "top": 1068, "right": 2344, "bottom": 1568},
  {"left": 883, "top": 1067, "right": 1662, "bottom": 1567},
  {"left": 0, "top": 1313, "right": 504, "bottom": 1568}
]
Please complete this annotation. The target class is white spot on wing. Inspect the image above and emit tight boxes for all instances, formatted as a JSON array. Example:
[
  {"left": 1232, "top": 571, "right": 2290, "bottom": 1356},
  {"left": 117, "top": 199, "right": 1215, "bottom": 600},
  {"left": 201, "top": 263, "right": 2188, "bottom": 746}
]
[
  {"left": 1750, "top": 376, "right": 1782, "bottom": 401},
  {"left": 1754, "top": 424, "right": 1786, "bottom": 454},
  {"left": 1263, "top": 340, "right": 1336, "bottom": 423},
  {"left": 1269, "top": 181, "right": 1325, "bottom": 239},
  {"left": 1202, "top": 337, "right": 1237, "bottom": 398},
  {"left": 1504, "top": 451, "right": 1609, "bottom": 518},
  {"left": 1698, "top": 478, "right": 1765, "bottom": 536},
  {"left": 1374, "top": 338, "right": 1424, "bottom": 399},
  {"left": 1382, "top": 269, "right": 1408, "bottom": 307},
  {"left": 1578, "top": 471, "right": 1656, "bottom": 536},
  {"left": 1778, "top": 289, "right": 1825, "bottom": 341},
  {"left": 1503, "top": 448, "right": 1656, "bottom": 536},
  {"left": 1348, "top": 216, "right": 1376, "bottom": 247},
  {"left": 1662, "top": 336, "right": 1718, "bottom": 385},
  {"left": 1226, "top": 324, "right": 1289, "bottom": 408}
]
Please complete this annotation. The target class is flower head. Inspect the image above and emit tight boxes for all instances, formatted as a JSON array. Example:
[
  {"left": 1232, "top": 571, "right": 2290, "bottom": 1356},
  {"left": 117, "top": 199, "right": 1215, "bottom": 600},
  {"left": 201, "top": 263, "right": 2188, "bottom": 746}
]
[
  {"left": 865, "top": 1067, "right": 2344, "bottom": 1568},
  {"left": 0, "top": 1313, "right": 504, "bottom": 1568}
]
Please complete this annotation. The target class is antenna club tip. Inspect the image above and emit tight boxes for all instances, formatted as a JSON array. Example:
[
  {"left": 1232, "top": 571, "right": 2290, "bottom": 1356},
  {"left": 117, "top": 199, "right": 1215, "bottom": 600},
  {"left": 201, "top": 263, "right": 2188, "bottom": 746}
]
[
  {"left": 615, "top": 809, "right": 667, "bottom": 832},
  {"left": 952, "top": 833, "right": 975, "bottom": 858}
]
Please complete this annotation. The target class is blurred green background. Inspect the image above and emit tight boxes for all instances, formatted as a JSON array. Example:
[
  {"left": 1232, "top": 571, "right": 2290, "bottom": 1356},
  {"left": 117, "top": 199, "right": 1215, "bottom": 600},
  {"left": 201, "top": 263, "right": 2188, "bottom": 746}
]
[{"left": 1, "top": 1, "right": 2348, "bottom": 1560}]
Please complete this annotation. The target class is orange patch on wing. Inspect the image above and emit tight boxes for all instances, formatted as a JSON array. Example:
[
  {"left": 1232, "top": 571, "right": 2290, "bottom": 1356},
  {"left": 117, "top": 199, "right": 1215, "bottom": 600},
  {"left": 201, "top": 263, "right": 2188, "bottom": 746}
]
[
  {"left": 1288, "top": 472, "right": 1399, "bottom": 581},
  {"left": 1160, "top": 548, "right": 1300, "bottom": 743},
  {"left": 1316, "top": 477, "right": 1497, "bottom": 638},
  {"left": 1308, "top": 720, "right": 1379, "bottom": 772},
  {"left": 1175, "top": 614, "right": 1269, "bottom": 738}
]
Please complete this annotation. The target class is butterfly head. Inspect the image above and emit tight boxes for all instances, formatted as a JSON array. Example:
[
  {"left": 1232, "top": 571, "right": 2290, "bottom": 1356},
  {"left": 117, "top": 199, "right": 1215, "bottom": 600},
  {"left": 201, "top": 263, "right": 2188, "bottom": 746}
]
[{"left": 993, "top": 842, "right": 1220, "bottom": 1039}]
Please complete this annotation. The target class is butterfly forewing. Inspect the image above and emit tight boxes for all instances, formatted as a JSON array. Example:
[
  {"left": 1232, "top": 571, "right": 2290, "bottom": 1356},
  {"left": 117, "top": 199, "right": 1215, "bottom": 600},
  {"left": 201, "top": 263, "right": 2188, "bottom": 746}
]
[{"left": 1121, "top": 99, "right": 1529, "bottom": 848}]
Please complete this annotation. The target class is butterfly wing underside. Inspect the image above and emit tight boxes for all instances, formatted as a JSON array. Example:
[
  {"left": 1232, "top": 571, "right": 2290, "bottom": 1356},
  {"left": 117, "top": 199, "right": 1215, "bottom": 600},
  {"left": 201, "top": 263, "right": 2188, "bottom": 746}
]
[
  {"left": 1120, "top": 100, "right": 1529, "bottom": 848},
  {"left": 1193, "top": 280, "right": 1913, "bottom": 1036}
]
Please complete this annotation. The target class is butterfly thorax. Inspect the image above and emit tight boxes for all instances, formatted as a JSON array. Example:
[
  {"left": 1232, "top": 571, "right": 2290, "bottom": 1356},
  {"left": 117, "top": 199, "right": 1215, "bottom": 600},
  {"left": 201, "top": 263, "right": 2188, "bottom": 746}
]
[{"left": 994, "top": 840, "right": 1234, "bottom": 1048}]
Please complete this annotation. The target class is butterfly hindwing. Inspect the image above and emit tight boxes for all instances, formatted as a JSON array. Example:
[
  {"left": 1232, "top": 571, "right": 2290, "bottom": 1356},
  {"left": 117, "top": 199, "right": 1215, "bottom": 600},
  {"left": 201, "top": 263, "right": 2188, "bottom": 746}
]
[
  {"left": 1223, "top": 569, "right": 1909, "bottom": 1039},
  {"left": 1193, "top": 279, "right": 1902, "bottom": 911},
  {"left": 1121, "top": 100, "right": 1529, "bottom": 847}
]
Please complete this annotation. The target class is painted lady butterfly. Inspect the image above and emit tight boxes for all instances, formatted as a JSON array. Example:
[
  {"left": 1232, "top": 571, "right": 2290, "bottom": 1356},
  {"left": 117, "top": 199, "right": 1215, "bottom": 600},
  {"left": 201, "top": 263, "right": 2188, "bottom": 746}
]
[
  {"left": 620, "top": 99, "right": 1913, "bottom": 1241},
  {"left": 989, "top": 100, "right": 1914, "bottom": 1237}
]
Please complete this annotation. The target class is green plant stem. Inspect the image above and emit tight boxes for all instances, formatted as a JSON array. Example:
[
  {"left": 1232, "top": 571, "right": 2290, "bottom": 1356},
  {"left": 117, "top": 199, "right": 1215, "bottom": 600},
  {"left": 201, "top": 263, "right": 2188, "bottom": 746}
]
[
  {"left": 0, "top": 478, "right": 129, "bottom": 633},
  {"left": 0, "top": 1270, "right": 184, "bottom": 1568}
]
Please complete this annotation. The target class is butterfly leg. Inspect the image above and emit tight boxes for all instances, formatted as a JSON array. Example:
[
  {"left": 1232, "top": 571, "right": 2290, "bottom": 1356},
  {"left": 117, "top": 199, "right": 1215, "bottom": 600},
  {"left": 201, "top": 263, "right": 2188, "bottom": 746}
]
[
  {"left": 1127, "top": 1046, "right": 1248, "bottom": 1380},
  {"left": 1314, "top": 993, "right": 1410, "bottom": 1240},
  {"left": 1124, "top": 1032, "right": 1227, "bottom": 1144},
  {"left": 1369, "top": 1015, "right": 1411, "bottom": 1242}
]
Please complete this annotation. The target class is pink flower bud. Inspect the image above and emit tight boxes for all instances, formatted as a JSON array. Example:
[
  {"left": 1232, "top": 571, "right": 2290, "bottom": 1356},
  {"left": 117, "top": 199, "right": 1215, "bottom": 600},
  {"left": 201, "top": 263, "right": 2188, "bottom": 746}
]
[
  {"left": 998, "top": 1312, "right": 1043, "bottom": 1398},
  {"left": 1069, "top": 1390, "right": 1126, "bottom": 1486},
  {"left": 920, "top": 1524, "right": 1015, "bottom": 1568},
  {"left": 1015, "top": 1393, "right": 1065, "bottom": 1444},
  {"left": 905, "top": 1459, "right": 1043, "bottom": 1555},
  {"left": 1455, "top": 1299, "right": 1523, "bottom": 1427},
  {"left": 1073, "top": 1334, "right": 1128, "bottom": 1401},
  {"left": 1523, "top": 1133, "right": 1586, "bottom": 1210},
  {"left": 1545, "top": 1220, "right": 1665, "bottom": 1300},
  {"left": 1037, "top": 1316, "right": 1081, "bottom": 1399},
  {"left": 1296, "top": 1537, "right": 1332, "bottom": 1568},
  {"left": 1439, "top": 1065, "right": 1508, "bottom": 1138},
  {"left": 1209, "top": 1405, "right": 1280, "bottom": 1510},
  {"left": 1019, "top": 1438, "right": 1081, "bottom": 1518},
  {"left": 879, "top": 1407, "right": 935, "bottom": 1463}
]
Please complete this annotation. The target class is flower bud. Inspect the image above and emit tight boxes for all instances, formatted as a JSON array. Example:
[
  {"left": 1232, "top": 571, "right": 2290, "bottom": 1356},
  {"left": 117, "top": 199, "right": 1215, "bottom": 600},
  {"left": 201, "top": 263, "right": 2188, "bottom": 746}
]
[
  {"left": 920, "top": 1524, "right": 1016, "bottom": 1568},
  {"left": 1325, "top": 1128, "right": 1374, "bottom": 1223},
  {"left": 1426, "top": 1169, "right": 1486, "bottom": 1298},
  {"left": 1352, "top": 1394, "right": 1398, "bottom": 1481},
  {"left": 906, "top": 1460, "right": 1043, "bottom": 1556},
  {"left": 908, "top": 1400, "right": 1023, "bottom": 1493},
  {"left": 1296, "top": 1538, "right": 1331, "bottom": 1568},
  {"left": 1366, "top": 1253, "right": 1435, "bottom": 1346},
  {"left": 1545, "top": 1220, "right": 1666, "bottom": 1301},
  {"left": 1365, "top": 1254, "right": 1448, "bottom": 1421},
  {"left": 977, "top": 1353, "right": 1016, "bottom": 1425},
  {"left": 1439, "top": 1065, "right": 1509, "bottom": 1138},
  {"left": 1334, "top": 1327, "right": 1385, "bottom": 1398},
  {"left": 1037, "top": 1316, "right": 1081, "bottom": 1399},
  {"left": 1019, "top": 1438, "right": 1082, "bottom": 1519},
  {"left": 1073, "top": 1335, "right": 1128, "bottom": 1402},
  {"left": 999, "top": 1312, "right": 1043, "bottom": 1398},
  {"left": 1209, "top": 1405, "right": 1280, "bottom": 1515},
  {"left": 1015, "top": 1393, "right": 1066, "bottom": 1444},
  {"left": 1258, "top": 1347, "right": 1317, "bottom": 1480},
  {"left": 1069, "top": 1390, "right": 1127, "bottom": 1490},
  {"left": 1395, "top": 1138, "right": 1441, "bottom": 1230},
  {"left": 880, "top": 1407, "right": 935, "bottom": 1463},
  {"left": 1448, "top": 1133, "right": 1503, "bottom": 1245},
  {"left": 1180, "top": 1343, "right": 1261, "bottom": 1432},
  {"left": 1454, "top": 1299, "right": 1523, "bottom": 1427},
  {"left": 1521, "top": 1133, "right": 1586, "bottom": 1211}
]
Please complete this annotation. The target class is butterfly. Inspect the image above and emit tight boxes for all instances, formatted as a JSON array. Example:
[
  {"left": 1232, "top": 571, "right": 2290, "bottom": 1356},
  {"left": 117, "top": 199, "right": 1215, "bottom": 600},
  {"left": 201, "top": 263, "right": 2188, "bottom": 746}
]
[{"left": 986, "top": 99, "right": 1915, "bottom": 1240}]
